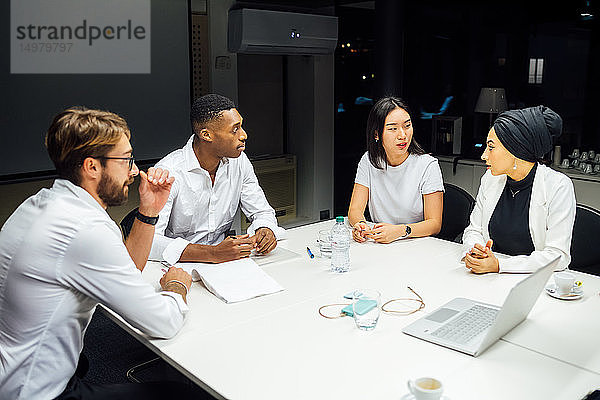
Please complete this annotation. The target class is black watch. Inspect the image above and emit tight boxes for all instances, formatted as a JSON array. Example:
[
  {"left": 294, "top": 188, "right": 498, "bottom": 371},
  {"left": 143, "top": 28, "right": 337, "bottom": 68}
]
[
  {"left": 135, "top": 211, "right": 159, "bottom": 226},
  {"left": 401, "top": 225, "right": 411, "bottom": 238}
]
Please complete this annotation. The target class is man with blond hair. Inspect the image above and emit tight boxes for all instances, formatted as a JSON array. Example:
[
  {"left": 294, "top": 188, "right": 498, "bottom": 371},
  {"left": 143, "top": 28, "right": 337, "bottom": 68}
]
[{"left": 0, "top": 108, "right": 207, "bottom": 399}]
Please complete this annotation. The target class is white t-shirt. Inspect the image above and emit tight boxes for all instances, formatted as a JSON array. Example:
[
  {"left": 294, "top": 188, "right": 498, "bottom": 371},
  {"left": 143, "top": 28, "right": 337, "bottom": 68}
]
[{"left": 354, "top": 151, "right": 444, "bottom": 225}]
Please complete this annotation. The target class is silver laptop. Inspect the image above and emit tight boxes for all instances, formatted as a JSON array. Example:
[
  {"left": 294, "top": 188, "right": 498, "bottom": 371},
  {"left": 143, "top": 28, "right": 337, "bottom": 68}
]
[{"left": 402, "top": 256, "right": 560, "bottom": 357}]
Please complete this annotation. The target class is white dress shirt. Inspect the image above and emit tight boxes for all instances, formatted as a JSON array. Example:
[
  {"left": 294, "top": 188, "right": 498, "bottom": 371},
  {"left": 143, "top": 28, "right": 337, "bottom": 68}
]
[
  {"left": 150, "top": 135, "right": 284, "bottom": 264},
  {"left": 0, "top": 180, "right": 188, "bottom": 400},
  {"left": 462, "top": 163, "right": 576, "bottom": 273},
  {"left": 354, "top": 152, "right": 445, "bottom": 224}
]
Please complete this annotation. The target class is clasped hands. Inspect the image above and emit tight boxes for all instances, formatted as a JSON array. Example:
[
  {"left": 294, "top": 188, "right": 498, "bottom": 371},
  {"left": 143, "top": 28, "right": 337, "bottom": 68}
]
[
  {"left": 463, "top": 239, "right": 500, "bottom": 274},
  {"left": 352, "top": 221, "right": 407, "bottom": 244},
  {"left": 210, "top": 227, "right": 277, "bottom": 263}
]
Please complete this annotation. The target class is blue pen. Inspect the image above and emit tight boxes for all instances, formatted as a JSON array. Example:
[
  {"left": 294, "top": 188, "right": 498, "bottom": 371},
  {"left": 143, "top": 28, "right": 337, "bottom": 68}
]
[{"left": 306, "top": 247, "right": 314, "bottom": 258}]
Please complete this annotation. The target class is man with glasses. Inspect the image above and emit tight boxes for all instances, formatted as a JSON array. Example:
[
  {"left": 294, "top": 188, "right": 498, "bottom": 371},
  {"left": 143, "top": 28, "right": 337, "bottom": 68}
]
[
  {"left": 0, "top": 107, "right": 209, "bottom": 399},
  {"left": 150, "top": 94, "right": 285, "bottom": 264}
]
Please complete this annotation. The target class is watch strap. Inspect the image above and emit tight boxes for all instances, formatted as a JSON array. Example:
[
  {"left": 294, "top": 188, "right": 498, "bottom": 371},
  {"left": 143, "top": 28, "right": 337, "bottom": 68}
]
[
  {"left": 135, "top": 211, "right": 159, "bottom": 226},
  {"left": 401, "top": 225, "right": 411, "bottom": 238}
]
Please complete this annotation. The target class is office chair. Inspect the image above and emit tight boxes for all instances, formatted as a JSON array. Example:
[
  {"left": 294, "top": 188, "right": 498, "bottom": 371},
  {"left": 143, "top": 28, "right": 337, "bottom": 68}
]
[
  {"left": 569, "top": 204, "right": 600, "bottom": 276},
  {"left": 120, "top": 207, "right": 139, "bottom": 240},
  {"left": 436, "top": 183, "right": 475, "bottom": 243}
]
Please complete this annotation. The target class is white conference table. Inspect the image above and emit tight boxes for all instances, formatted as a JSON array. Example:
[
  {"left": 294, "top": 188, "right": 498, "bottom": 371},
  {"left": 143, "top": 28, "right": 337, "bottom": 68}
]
[{"left": 102, "top": 220, "right": 600, "bottom": 400}]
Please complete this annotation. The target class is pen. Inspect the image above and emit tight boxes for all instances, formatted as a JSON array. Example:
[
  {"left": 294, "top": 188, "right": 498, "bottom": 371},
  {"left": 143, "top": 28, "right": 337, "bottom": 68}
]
[{"left": 306, "top": 247, "right": 314, "bottom": 258}]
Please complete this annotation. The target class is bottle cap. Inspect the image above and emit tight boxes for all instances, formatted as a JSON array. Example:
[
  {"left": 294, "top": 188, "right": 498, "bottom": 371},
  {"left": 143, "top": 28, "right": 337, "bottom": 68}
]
[{"left": 336, "top": 216, "right": 344, "bottom": 222}]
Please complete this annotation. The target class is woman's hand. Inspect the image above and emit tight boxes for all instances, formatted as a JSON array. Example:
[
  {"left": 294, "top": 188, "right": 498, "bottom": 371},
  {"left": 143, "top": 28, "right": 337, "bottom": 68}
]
[
  {"left": 467, "top": 240, "right": 493, "bottom": 259},
  {"left": 464, "top": 242, "right": 499, "bottom": 273},
  {"left": 366, "top": 223, "right": 405, "bottom": 244},
  {"left": 352, "top": 221, "right": 371, "bottom": 242}
]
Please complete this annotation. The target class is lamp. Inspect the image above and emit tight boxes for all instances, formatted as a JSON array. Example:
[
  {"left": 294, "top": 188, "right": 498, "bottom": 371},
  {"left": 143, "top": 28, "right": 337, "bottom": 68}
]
[{"left": 474, "top": 87, "right": 507, "bottom": 128}]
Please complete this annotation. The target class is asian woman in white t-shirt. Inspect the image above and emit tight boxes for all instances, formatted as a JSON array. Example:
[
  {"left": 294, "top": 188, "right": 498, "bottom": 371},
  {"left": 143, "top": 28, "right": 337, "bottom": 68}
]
[{"left": 348, "top": 96, "right": 445, "bottom": 243}]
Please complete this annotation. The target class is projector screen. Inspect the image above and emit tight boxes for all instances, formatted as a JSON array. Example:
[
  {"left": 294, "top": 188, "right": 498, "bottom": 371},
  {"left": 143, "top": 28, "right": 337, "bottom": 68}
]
[{"left": 0, "top": 0, "right": 191, "bottom": 178}]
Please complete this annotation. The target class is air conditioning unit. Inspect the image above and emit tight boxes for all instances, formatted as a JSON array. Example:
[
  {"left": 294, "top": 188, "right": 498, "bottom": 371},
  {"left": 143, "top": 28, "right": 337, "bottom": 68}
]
[
  {"left": 241, "top": 154, "right": 297, "bottom": 232},
  {"left": 228, "top": 9, "right": 338, "bottom": 55}
]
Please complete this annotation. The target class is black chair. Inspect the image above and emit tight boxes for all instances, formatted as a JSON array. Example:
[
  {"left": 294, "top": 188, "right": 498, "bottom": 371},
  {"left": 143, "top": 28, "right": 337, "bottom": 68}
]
[
  {"left": 569, "top": 204, "right": 600, "bottom": 276},
  {"left": 436, "top": 183, "right": 476, "bottom": 243},
  {"left": 120, "top": 207, "right": 138, "bottom": 240}
]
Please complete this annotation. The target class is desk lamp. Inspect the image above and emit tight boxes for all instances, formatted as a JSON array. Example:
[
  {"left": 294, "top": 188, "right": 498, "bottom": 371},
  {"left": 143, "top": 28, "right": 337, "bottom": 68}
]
[{"left": 474, "top": 88, "right": 508, "bottom": 128}]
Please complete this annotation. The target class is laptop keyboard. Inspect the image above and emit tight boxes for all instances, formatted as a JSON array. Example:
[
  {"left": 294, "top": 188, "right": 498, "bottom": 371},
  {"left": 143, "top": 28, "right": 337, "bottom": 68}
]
[{"left": 431, "top": 305, "right": 499, "bottom": 345}]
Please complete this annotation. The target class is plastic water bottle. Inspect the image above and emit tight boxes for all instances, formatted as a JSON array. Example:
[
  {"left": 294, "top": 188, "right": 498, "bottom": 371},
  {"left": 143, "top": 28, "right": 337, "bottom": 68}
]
[{"left": 330, "top": 216, "right": 350, "bottom": 273}]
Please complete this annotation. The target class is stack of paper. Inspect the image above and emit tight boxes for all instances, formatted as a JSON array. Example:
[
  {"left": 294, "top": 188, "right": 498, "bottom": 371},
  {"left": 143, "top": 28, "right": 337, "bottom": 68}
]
[
  {"left": 176, "top": 258, "right": 284, "bottom": 303},
  {"left": 250, "top": 246, "right": 300, "bottom": 266}
]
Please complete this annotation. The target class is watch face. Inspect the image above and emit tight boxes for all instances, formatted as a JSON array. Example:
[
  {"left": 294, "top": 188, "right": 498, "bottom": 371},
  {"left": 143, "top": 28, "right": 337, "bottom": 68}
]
[{"left": 405, "top": 225, "right": 411, "bottom": 235}]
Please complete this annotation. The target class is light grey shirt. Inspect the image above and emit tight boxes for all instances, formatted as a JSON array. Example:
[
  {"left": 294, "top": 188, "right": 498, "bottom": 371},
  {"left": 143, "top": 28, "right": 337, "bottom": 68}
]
[
  {"left": 151, "top": 135, "right": 284, "bottom": 264},
  {"left": 0, "top": 180, "right": 188, "bottom": 400},
  {"left": 354, "top": 152, "right": 444, "bottom": 225}
]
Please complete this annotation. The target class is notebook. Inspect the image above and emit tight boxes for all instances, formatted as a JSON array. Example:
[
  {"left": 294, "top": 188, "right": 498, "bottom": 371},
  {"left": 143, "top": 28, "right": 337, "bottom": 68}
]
[
  {"left": 176, "top": 258, "right": 284, "bottom": 304},
  {"left": 402, "top": 256, "right": 560, "bottom": 357}
]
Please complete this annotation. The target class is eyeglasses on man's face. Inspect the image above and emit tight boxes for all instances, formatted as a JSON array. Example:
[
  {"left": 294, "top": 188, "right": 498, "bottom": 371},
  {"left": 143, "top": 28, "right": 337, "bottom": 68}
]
[{"left": 95, "top": 156, "right": 135, "bottom": 171}]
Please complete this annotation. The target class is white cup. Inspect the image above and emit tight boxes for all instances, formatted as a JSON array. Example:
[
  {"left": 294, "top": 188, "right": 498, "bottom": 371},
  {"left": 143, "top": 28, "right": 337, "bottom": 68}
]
[
  {"left": 407, "top": 377, "right": 443, "bottom": 400},
  {"left": 554, "top": 271, "right": 575, "bottom": 295}
]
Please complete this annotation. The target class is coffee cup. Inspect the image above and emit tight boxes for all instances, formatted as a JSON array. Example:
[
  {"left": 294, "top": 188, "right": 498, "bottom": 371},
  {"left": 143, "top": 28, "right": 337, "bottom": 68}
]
[
  {"left": 589, "top": 150, "right": 596, "bottom": 160},
  {"left": 407, "top": 377, "right": 443, "bottom": 400},
  {"left": 554, "top": 271, "right": 575, "bottom": 296},
  {"left": 595, "top": 154, "right": 600, "bottom": 164},
  {"left": 580, "top": 151, "right": 589, "bottom": 161},
  {"left": 560, "top": 159, "right": 570, "bottom": 169},
  {"left": 571, "top": 159, "right": 580, "bottom": 168}
]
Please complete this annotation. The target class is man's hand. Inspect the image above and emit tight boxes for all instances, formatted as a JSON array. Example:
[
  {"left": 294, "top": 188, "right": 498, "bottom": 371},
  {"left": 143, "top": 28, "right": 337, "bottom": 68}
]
[
  {"left": 365, "top": 223, "right": 405, "bottom": 244},
  {"left": 352, "top": 221, "right": 371, "bottom": 243},
  {"left": 252, "top": 227, "right": 277, "bottom": 254},
  {"left": 138, "top": 167, "right": 174, "bottom": 217},
  {"left": 210, "top": 234, "right": 255, "bottom": 263},
  {"left": 160, "top": 266, "right": 192, "bottom": 302}
]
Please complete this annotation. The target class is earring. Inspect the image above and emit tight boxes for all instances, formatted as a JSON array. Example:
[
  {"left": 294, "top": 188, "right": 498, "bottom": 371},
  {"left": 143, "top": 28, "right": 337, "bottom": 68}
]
[
  {"left": 375, "top": 137, "right": 379, "bottom": 143},
  {"left": 513, "top": 159, "right": 517, "bottom": 170}
]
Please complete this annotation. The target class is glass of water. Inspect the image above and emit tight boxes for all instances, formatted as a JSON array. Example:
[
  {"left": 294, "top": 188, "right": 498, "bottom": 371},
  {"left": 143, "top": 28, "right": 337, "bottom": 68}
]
[
  {"left": 318, "top": 229, "right": 332, "bottom": 258},
  {"left": 352, "top": 289, "right": 381, "bottom": 331}
]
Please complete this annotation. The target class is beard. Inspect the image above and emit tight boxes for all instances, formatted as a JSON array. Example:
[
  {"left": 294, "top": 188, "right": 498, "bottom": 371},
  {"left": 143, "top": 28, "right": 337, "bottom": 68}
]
[{"left": 97, "top": 171, "right": 133, "bottom": 207}]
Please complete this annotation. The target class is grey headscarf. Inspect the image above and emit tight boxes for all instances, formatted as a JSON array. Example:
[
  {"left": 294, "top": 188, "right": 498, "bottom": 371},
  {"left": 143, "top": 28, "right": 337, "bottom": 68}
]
[{"left": 493, "top": 105, "right": 562, "bottom": 162}]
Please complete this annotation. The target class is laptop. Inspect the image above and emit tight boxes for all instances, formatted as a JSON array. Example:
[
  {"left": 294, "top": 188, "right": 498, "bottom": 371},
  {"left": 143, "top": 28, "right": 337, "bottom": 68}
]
[{"left": 402, "top": 256, "right": 560, "bottom": 357}]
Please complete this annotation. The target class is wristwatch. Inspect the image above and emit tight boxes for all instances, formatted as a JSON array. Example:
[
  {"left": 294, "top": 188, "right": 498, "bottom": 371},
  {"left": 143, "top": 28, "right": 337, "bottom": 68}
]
[
  {"left": 401, "top": 225, "right": 411, "bottom": 238},
  {"left": 135, "top": 210, "right": 159, "bottom": 226}
]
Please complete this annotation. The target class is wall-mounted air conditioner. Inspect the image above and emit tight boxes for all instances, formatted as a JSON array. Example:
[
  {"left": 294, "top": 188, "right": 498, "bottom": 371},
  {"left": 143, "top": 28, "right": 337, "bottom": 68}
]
[{"left": 228, "top": 9, "right": 338, "bottom": 55}]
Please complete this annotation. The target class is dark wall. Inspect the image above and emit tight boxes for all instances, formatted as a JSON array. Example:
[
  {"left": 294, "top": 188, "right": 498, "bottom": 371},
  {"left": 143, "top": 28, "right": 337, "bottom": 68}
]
[
  {"left": 332, "top": 0, "right": 600, "bottom": 215},
  {"left": 0, "top": 0, "right": 191, "bottom": 179}
]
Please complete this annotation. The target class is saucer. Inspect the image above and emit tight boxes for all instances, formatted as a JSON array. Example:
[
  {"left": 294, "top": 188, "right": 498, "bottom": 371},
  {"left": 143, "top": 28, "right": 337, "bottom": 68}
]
[
  {"left": 400, "top": 394, "right": 450, "bottom": 400},
  {"left": 545, "top": 283, "right": 583, "bottom": 300}
]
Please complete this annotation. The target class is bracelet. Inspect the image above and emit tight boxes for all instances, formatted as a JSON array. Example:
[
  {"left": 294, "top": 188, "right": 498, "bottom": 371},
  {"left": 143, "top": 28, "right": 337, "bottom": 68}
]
[
  {"left": 135, "top": 211, "right": 159, "bottom": 226},
  {"left": 165, "top": 279, "right": 188, "bottom": 296}
]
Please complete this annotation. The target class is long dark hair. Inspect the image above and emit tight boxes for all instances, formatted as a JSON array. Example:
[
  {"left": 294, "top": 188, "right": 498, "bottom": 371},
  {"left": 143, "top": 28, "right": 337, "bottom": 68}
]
[{"left": 366, "top": 96, "right": 425, "bottom": 169}]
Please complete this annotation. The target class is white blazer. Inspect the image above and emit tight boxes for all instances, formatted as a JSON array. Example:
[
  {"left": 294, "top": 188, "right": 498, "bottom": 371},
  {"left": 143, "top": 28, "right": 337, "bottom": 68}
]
[{"left": 462, "top": 163, "right": 576, "bottom": 273}]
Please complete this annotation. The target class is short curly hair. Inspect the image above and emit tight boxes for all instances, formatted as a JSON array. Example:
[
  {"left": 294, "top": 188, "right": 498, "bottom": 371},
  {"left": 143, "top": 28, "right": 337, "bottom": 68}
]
[
  {"left": 45, "top": 107, "right": 130, "bottom": 185},
  {"left": 190, "top": 94, "right": 236, "bottom": 134}
]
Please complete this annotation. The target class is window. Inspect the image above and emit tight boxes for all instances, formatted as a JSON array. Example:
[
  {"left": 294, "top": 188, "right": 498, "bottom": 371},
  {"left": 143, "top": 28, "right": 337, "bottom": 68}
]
[{"left": 528, "top": 58, "right": 544, "bottom": 84}]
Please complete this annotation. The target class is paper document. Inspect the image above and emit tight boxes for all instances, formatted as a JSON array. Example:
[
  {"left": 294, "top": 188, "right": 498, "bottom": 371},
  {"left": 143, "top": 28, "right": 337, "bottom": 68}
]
[
  {"left": 250, "top": 246, "right": 300, "bottom": 266},
  {"left": 176, "top": 258, "right": 284, "bottom": 303}
]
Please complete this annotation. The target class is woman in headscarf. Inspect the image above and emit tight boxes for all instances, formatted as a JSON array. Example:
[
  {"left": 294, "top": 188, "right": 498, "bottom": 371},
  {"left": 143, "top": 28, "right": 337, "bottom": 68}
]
[{"left": 462, "top": 105, "right": 576, "bottom": 273}]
